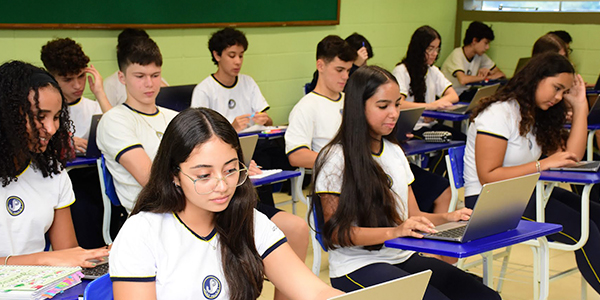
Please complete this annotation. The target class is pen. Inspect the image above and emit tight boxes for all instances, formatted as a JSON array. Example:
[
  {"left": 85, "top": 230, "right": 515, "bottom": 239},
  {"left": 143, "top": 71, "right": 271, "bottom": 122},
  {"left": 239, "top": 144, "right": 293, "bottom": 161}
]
[{"left": 362, "top": 41, "right": 365, "bottom": 48}]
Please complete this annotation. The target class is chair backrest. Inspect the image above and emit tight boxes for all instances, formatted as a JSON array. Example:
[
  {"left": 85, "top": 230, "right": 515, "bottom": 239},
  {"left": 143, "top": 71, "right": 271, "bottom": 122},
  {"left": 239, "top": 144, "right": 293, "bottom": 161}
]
[
  {"left": 308, "top": 196, "right": 327, "bottom": 252},
  {"left": 100, "top": 155, "right": 121, "bottom": 207},
  {"left": 83, "top": 273, "right": 113, "bottom": 300},
  {"left": 447, "top": 146, "right": 465, "bottom": 189}
]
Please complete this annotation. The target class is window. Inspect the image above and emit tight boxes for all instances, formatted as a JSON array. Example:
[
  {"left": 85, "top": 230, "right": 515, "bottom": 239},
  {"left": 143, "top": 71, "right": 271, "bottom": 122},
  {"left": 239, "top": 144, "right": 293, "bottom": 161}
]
[{"left": 464, "top": 1, "right": 600, "bottom": 12}]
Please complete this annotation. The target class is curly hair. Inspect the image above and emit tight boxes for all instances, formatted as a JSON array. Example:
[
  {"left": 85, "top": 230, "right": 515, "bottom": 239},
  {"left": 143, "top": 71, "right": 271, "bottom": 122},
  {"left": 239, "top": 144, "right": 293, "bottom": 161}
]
[
  {"left": 470, "top": 53, "right": 574, "bottom": 155},
  {"left": 399, "top": 26, "right": 441, "bottom": 103},
  {"left": 0, "top": 61, "right": 73, "bottom": 187},
  {"left": 41, "top": 38, "right": 89, "bottom": 76},
  {"left": 208, "top": 27, "right": 249, "bottom": 66}
]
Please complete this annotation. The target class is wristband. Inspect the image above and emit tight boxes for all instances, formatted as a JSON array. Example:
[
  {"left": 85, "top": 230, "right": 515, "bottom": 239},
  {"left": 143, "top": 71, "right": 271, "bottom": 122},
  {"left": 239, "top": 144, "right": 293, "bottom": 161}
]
[{"left": 535, "top": 161, "right": 541, "bottom": 172}]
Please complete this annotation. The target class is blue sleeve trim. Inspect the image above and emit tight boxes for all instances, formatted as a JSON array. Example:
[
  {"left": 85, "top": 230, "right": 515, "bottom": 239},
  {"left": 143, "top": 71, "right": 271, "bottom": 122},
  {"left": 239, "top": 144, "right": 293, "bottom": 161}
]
[
  {"left": 116, "top": 144, "right": 144, "bottom": 163},
  {"left": 110, "top": 276, "right": 156, "bottom": 282},
  {"left": 286, "top": 145, "right": 310, "bottom": 156},
  {"left": 261, "top": 237, "right": 287, "bottom": 259}
]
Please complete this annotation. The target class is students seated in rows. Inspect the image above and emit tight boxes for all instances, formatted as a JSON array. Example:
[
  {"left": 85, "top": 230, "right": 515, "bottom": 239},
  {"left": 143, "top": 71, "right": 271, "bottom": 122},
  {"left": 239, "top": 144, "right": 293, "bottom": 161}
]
[
  {"left": 109, "top": 107, "right": 343, "bottom": 300},
  {"left": 310, "top": 65, "right": 500, "bottom": 300},
  {"left": 441, "top": 21, "right": 505, "bottom": 101},
  {"left": 191, "top": 28, "right": 309, "bottom": 300},
  {"left": 41, "top": 37, "right": 112, "bottom": 154},
  {"left": 191, "top": 27, "right": 271, "bottom": 132},
  {"left": 104, "top": 28, "right": 169, "bottom": 107},
  {"left": 463, "top": 53, "right": 600, "bottom": 294},
  {"left": 305, "top": 33, "right": 373, "bottom": 94},
  {"left": 0, "top": 61, "right": 108, "bottom": 266},
  {"left": 41, "top": 37, "right": 114, "bottom": 248},
  {"left": 285, "top": 35, "right": 356, "bottom": 169},
  {"left": 97, "top": 37, "right": 178, "bottom": 213}
]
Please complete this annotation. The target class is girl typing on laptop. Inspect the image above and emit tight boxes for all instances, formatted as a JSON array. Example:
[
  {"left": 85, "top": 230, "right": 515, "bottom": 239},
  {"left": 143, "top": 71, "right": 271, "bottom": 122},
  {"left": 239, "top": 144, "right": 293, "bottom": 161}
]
[
  {"left": 0, "top": 61, "right": 109, "bottom": 267},
  {"left": 310, "top": 65, "right": 500, "bottom": 300},
  {"left": 463, "top": 52, "right": 600, "bottom": 294}
]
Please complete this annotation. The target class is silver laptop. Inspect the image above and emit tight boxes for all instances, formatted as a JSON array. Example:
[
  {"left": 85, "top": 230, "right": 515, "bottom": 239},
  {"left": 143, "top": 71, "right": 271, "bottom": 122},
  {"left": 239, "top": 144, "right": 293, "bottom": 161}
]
[
  {"left": 421, "top": 173, "right": 540, "bottom": 243},
  {"left": 396, "top": 107, "right": 425, "bottom": 141},
  {"left": 436, "top": 84, "right": 500, "bottom": 115},
  {"left": 328, "top": 270, "right": 431, "bottom": 300},
  {"left": 239, "top": 135, "right": 259, "bottom": 167},
  {"left": 513, "top": 57, "right": 531, "bottom": 77},
  {"left": 549, "top": 161, "right": 600, "bottom": 172}
]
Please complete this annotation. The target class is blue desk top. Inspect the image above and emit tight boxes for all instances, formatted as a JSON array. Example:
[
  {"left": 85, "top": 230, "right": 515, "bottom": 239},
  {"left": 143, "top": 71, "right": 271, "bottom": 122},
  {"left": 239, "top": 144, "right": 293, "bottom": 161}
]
[
  {"left": 402, "top": 140, "right": 465, "bottom": 156},
  {"left": 421, "top": 109, "right": 471, "bottom": 122},
  {"left": 251, "top": 170, "right": 301, "bottom": 186},
  {"left": 564, "top": 123, "right": 600, "bottom": 130},
  {"left": 66, "top": 157, "right": 97, "bottom": 168},
  {"left": 54, "top": 279, "right": 90, "bottom": 299},
  {"left": 539, "top": 169, "right": 600, "bottom": 184},
  {"left": 384, "top": 221, "right": 561, "bottom": 258}
]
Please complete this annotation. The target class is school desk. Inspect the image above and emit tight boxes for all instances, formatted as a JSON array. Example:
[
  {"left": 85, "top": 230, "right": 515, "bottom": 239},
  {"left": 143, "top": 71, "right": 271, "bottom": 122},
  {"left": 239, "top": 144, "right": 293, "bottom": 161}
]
[
  {"left": 385, "top": 221, "right": 562, "bottom": 300},
  {"left": 402, "top": 140, "right": 465, "bottom": 167},
  {"left": 252, "top": 170, "right": 302, "bottom": 215},
  {"left": 65, "top": 157, "right": 97, "bottom": 172},
  {"left": 238, "top": 127, "right": 287, "bottom": 140}
]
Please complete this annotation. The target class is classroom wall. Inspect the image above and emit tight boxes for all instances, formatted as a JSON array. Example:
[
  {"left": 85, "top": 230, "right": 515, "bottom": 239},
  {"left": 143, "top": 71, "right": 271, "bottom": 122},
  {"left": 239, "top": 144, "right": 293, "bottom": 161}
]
[
  {"left": 0, "top": 0, "right": 457, "bottom": 124},
  {"left": 461, "top": 21, "right": 600, "bottom": 83}
]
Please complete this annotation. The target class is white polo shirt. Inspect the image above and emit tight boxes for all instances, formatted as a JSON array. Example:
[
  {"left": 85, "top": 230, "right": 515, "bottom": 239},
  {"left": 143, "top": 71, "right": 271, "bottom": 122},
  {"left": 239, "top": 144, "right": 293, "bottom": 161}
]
[
  {"left": 464, "top": 99, "right": 541, "bottom": 197},
  {"left": 393, "top": 64, "right": 453, "bottom": 130},
  {"left": 441, "top": 47, "right": 495, "bottom": 95},
  {"left": 285, "top": 92, "right": 344, "bottom": 156},
  {"left": 96, "top": 104, "right": 178, "bottom": 212},
  {"left": 1, "top": 164, "right": 75, "bottom": 257},
  {"left": 314, "top": 140, "right": 415, "bottom": 278},
  {"left": 67, "top": 96, "right": 102, "bottom": 140},
  {"left": 190, "top": 74, "right": 269, "bottom": 123},
  {"left": 110, "top": 209, "right": 286, "bottom": 300}
]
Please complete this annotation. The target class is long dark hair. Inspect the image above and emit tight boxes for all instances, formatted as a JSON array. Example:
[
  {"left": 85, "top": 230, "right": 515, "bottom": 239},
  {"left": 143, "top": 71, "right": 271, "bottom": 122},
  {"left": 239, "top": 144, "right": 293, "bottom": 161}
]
[
  {"left": 471, "top": 52, "right": 574, "bottom": 154},
  {"left": 310, "top": 66, "right": 403, "bottom": 251},
  {"left": 132, "top": 108, "right": 263, "bottom": 300},
  {"left": 399, "top": 26, "right": 441, "bottom": 103},
  {"left": 0, "top": 60, "right": 72, "bottom": 187}
]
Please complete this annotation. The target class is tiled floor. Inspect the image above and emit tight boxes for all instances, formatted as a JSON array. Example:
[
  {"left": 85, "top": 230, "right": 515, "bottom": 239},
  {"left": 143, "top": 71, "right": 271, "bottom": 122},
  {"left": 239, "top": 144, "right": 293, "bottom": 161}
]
[{"left": 258, "top": 190, "right": 599, "bottom": 300}]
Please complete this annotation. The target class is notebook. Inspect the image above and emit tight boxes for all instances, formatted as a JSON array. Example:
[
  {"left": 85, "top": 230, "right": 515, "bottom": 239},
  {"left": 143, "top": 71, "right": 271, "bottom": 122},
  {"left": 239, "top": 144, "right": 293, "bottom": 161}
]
[
  {"left": 436, "top": 84, "right": 500, "bottom": 115},
  {"left": 0, "top": 265, "right": 83, "bottom": 299},
  {"left": 327, "top": 270, "right": 431, "bottom": 300},
  {"left": 549, "top": 161, "right": 600, "bottom": 172},
  {"left": 395, "top": 107, "right": 425, "bottom": 141},
  {"left": 421, "top": 173, "right": 540, "bottom": 243},
  {"left": 75, "top": 114, "right": 102, "bottom": 158}
]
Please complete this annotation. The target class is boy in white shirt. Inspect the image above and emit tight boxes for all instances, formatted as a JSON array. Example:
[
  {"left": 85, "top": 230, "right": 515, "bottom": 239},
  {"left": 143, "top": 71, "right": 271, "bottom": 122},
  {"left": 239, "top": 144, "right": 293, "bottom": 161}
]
[
  {"left": 441, "top": 21, "right": 505, "bottom": 100},
  {"left": 191, "top": 27, "right": 272, "bottom": 132},
  {"left": 285, "top": 35, "right": 357, "bottom": 169},
  {"left": 41, "top": 38, "right": 112, "bottom": 154},
  {"left": 97, "top": 37, "right": 178, "bottom": 213}
]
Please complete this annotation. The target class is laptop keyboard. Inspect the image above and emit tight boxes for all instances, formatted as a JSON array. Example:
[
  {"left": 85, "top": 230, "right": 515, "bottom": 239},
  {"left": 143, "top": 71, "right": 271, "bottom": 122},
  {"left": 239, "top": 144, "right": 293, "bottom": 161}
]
[
  {"left": 429, "top": 225, "right": 467, "bottom": 239},
  {"left": 82, "top": 263, "right": 109, "bottom": 279}
]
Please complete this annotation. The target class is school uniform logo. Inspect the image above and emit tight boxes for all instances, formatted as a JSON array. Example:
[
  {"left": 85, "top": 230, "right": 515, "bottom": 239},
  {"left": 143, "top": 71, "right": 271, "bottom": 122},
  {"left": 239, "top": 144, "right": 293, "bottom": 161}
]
[
  {"left": 228, "top": 99, "right": 236, "bottom": 109},
  {"left": 202, "top": 275, "right": 222, "bottom": 299},
  {"left": 6, "top": 196, "right": 24, "bottom": 216}
]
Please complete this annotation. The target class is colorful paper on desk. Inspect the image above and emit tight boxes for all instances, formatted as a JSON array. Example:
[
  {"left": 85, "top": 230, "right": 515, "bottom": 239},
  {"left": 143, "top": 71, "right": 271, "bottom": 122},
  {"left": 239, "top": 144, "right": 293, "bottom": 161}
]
[{"left": 0, "top": 265, "right": 83, "bottom": 299}]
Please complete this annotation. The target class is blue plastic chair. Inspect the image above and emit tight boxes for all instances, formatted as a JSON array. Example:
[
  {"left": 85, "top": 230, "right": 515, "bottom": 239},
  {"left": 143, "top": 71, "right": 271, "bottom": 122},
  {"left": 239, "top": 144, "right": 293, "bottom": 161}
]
[
  {"left": 307, "top": 196, "right": 328, "bottom": 275},
  {"left": 83, "top": 273, "right": 113, "bottom": 300},
  {"left": 97, "top": 155, "right": 121, "bottom": 244}
]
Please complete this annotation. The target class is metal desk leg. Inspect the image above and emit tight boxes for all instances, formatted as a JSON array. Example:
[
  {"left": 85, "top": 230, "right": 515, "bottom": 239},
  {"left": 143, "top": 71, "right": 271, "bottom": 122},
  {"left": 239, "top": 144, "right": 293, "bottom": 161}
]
[
  {"left": 587, "top": 130, "right": 596, "bottom": 162},
  {"left": 538, "top": 236, "right": 550, "bottom": 300},
  {"left": 481, "top": 251, "right": 494, "bottom": 288}
]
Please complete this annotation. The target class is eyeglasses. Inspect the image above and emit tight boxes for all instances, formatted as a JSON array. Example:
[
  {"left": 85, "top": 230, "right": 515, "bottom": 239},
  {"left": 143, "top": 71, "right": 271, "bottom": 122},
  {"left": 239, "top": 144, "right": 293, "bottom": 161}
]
[
  {"left": 179, "top": 163, "right": 249, "bottom": 195},
  {"left": 426, "top": 46, "right": 441, "bottom": 54},
  {"left": 567, "top": 47, "right": 573, "bottom": 55}
]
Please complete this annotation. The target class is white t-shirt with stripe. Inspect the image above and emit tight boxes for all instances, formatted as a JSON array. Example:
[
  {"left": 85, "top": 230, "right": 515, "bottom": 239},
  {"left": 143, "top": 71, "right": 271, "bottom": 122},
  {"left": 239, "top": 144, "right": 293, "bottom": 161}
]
[
  {"left": 96, "top": 104, "right": 178, "bottom": 212},
  {"left": 441, "top": 47, "right": 495, "bottom": 96},
  {"left": 110, "top": 209, "right": 286, "bottom": 300},
  {"left": 67, "top": 96, "right": 102, "bottom": 140},
  {"left": 0, "top": 164, "right": 75, "bottom": 256},
  {"left": 314, "top": 140, "right": 415, "bottom": 278}
]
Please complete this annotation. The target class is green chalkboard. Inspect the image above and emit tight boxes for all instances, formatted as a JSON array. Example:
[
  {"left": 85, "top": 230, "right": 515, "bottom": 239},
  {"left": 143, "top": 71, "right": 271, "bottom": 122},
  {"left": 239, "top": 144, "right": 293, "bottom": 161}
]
[{"left": 0, "top": 0, "right": 340, "bottom": 29}]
